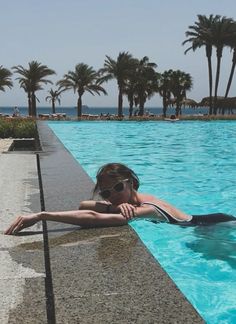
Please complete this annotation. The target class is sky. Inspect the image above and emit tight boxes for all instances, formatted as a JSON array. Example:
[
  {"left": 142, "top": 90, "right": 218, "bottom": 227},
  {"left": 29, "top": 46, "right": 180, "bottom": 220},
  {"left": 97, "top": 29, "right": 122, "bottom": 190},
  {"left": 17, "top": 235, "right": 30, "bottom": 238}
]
[{"left": 1, "top": 0, "right": 236, "bottom": 108}]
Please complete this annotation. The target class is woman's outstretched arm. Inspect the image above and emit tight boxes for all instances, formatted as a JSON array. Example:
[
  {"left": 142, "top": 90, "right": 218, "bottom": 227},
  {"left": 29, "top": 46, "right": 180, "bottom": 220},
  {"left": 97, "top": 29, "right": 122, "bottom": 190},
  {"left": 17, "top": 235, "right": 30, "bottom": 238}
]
[
  {"left": 4, "top": 210, "right": 129, "bottom": 235},
  {"left": 5, "top": 205, "right": 159, "bottom": 235},
  {"left": 79, "top": 200, "right": 111, "bottom": 212}
]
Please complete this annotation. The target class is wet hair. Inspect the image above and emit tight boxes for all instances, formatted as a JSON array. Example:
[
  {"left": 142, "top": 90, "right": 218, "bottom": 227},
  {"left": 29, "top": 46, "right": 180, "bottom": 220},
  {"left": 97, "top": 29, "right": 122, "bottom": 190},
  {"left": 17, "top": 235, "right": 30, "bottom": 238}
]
[{"left": 93, "top": 163, "right": 140, "bottom": 194}]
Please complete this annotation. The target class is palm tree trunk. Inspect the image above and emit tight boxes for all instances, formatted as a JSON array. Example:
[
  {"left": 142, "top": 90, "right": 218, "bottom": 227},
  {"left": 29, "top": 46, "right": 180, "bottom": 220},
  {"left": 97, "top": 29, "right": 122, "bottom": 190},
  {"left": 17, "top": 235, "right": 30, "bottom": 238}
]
[
  {"left": 163, "top": 98, "right": 167, "bottom": 117},
  {"left": 213, "top": 48, "right": 223, "bottom": 115},
  {"left": 206, "top": 46, "right": 213, "bottom": 115},
  {"left": 162, "top": 91, "right": 168, "bottom": 117},
  {"left": 138, "top": 103, "right": 144, "bottom": 116},
  {"left": 128, "top": 93, "right": 134, "bottom": 117},
  {"left": 31, "top": 93, "right": 37, "bottom": 117},
  {"left": 52, "top": 99, "right": 56, "bottom": 114},
  {"left": 175, "top": 98, "right": 181, "bottom": 116},
  {"left": 27, "top": 92, "right": 32, "bottom": 116},
  {"left": 77, "top": 95, "right": 82, "bottom": 118},
  {"left": 129, "top": 103, "right": 134, "bottom": 118},
  {"left": 225, "top": 48, "right": 236, "bottom": 98},
  {"left": 118, "top": 88, "right": 123, "bottom": 117}
]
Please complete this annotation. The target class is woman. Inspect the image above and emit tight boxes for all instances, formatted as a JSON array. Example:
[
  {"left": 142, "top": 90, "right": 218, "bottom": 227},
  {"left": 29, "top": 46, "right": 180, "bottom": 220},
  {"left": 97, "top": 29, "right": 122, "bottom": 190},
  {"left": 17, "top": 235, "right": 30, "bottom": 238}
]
[{"left": 5, "top": 163, "right": 235, "bottom": 235}]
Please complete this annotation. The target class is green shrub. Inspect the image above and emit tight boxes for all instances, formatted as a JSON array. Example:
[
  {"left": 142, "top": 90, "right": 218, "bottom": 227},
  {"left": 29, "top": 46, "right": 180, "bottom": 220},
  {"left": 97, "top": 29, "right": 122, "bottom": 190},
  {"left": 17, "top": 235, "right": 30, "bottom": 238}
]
[{"left": 0, "top": 118, "right": 37, "bottom": 138}]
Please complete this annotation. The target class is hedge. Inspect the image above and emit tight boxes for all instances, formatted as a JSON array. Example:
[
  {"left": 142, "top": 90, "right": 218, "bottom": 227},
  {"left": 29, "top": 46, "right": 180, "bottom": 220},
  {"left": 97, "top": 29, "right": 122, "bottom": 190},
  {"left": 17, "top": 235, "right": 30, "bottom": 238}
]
[{"left": 0, "top": 118, "right": 37, "bottom": 138}]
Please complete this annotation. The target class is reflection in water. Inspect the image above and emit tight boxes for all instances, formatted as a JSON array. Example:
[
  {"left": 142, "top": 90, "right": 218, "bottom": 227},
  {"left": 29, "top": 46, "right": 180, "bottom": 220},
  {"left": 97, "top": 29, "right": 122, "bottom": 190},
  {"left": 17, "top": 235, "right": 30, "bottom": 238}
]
[
  {"left": 96, "top": 234, "right": 138, "bottom": 265},
  {"left": 186, "top": 222, "right": 236, "bottom": 269},
  {"left": 16, "top": 227, "right": 138, "bottom": 265}
]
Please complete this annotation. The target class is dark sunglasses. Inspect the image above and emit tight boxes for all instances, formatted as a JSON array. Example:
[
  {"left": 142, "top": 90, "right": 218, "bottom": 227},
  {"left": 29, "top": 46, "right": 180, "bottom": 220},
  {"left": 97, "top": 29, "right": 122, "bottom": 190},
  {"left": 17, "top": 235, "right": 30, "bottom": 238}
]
[{"left": 99, "top": 179, "right": 129, "bottom": 199}]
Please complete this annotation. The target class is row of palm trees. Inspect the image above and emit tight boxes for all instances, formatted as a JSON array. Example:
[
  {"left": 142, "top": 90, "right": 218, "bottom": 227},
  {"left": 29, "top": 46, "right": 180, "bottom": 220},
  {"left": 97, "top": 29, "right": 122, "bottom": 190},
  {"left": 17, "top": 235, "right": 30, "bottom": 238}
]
[
  {"left": 1, "top": 14, "right": 236, "bottom": 117},
  {"left": 0, "top": 58, "right": 192, "bottom": 118},
  {"left": 183, "top": 14, "right": 236, "bottom": 114}
]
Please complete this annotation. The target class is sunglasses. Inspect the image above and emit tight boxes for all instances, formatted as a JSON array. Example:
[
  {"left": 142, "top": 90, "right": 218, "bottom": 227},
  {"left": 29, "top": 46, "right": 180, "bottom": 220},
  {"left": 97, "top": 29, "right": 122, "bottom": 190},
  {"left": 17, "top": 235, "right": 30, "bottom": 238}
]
[{"left": 99, "top": 179, "right": 129, "bottom": 199}]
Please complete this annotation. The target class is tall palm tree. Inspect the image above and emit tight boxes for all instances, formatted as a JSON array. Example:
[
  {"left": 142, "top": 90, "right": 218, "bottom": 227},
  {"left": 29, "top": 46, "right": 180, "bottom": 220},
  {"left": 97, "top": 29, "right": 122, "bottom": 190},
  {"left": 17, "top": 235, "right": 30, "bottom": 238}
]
[
  {"left": 124, "top": 57, "right": 159, "bottom": 117},
  {"left": 158, "top": 70, "right": 173, "bottom": 117},
  {"left": 169, "top": 70, "right": 193, "bottom": 116},
  {"left": 124, "top": 74, "right": 138, "bottom": 117},
  {"left": 224, "top": 21, "right": 236, "bottom": 99},
  {"left": 0, "top": 66, "right": 13, "bottom": 93},
  {"left": 13, "top": 61, "right": 55, "bottom": 117},
  {"left": 183, "top": 14, "right": 221, "bottom": 115},
  {"left": 57, "top": 63, "right": 107, "bottom": 118},
  {"left": 45, "top": 88, "right": 64, "bottom": 114},
  {"left": 16, "top": 78, "right": 36, "bottom": 116},
  {"left": 99, "top": 52, "right": 136, "bottom": 117},
  {"left": 225, "top": 42, "right": 236, "bottom": 99},
  {"left": 133, "top": 56, "right": 158, "bottom": 116},
  {"left": 209, "top": 16, "right": 235, "bottom": 114}
]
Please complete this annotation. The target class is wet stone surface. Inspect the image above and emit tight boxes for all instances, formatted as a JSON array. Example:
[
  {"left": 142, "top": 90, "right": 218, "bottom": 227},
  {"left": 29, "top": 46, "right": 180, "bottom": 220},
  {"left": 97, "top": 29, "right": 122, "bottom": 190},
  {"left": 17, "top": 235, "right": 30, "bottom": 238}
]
[
  {"left": 0, "top": 153, "right": 46, "bottom": 324},
  {"left": 36, "top": 121, "right": 204, "bottom": 323}
]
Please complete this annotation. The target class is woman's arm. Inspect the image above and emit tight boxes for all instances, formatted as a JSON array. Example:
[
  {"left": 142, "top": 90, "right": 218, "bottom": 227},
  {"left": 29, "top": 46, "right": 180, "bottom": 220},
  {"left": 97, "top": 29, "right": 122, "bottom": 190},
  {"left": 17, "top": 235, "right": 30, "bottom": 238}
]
[
  {"left": 4, "top": 205, "right": 161, "bottom": 235},
  {"left": 4, "top": 209, "right": 129, "bottom": 235},
  {"left": 126, "top": 205, "right": 165, "bottom": 220},
  {"left": 79, "top": 200, "right": 159, "bottom": 219},
  {"left": 79, "top": 201, "right": 162, "bottom": 220},
  {"left": 79, "top": 200, "right": 111, "bottom": 213}
]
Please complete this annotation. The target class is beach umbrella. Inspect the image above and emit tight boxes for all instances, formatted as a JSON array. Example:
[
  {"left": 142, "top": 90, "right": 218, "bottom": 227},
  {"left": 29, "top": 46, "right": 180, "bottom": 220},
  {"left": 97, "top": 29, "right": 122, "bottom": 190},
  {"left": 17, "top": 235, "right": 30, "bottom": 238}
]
[
  {"left": 198, "top": 96, "right": 236, "bottom": 114},
  {"left": 198, "top": 96, "right": 225, "bottom": 107},
  {"left": 181, "top": 98, "right": 198, "bottom": 108},
  {"left": 167, "top": 98, "right": 177, "bottom": 107}
]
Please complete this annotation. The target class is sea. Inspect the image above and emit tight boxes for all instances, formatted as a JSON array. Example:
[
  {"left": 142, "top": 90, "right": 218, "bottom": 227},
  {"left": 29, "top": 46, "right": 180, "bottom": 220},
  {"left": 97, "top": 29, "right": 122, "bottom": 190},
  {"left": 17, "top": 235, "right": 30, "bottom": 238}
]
[{"left": 0, "top": 106, "right": 206, "bottom": 117}]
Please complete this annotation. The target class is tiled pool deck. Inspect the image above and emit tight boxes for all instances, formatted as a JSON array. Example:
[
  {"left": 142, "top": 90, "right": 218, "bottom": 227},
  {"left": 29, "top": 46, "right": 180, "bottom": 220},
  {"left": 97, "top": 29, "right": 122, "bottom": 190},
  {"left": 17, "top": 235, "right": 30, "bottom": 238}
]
[{"left": 0, "top": 121, "right": 204, "bottom": 323}]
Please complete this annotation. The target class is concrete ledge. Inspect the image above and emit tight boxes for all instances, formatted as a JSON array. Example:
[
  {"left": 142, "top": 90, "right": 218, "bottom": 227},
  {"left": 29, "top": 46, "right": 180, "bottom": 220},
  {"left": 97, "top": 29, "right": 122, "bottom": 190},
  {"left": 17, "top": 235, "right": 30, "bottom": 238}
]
[
  {"left": 0, "top": 153, "right": 46, "bottom": 324},
  {"left": 37, "top": 121, "right": 204, "bottom": 323},
  {"left": 8, "top": 138, "right": 41, "bottom": 153}
]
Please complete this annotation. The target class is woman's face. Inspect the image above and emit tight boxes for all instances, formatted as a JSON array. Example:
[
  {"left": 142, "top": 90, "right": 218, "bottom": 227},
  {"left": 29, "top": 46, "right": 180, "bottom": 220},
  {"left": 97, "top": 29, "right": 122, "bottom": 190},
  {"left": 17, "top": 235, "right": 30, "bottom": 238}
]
[{"left": 98, "top": 175, "right": 132, "bottom": 205}]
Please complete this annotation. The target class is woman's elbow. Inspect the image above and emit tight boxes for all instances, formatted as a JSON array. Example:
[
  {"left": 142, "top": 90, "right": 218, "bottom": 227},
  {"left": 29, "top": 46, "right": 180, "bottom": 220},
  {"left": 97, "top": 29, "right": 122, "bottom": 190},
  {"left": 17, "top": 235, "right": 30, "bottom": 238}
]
[
  {"left": 79, "top": 201, "right": 90, "bottom": 210},
  {"left": 82, "top": 210, "right": 103, "bottom": 227}
]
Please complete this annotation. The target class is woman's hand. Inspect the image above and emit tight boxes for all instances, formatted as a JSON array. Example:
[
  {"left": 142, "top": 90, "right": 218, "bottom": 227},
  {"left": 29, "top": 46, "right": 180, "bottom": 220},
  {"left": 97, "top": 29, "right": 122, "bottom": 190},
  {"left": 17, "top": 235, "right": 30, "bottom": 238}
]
[
  {"left": 117, "top": 203, "right": 136, "bottom": 220},
  {"left": 4, "top": 213, "right": 41, "bottom": 235}
]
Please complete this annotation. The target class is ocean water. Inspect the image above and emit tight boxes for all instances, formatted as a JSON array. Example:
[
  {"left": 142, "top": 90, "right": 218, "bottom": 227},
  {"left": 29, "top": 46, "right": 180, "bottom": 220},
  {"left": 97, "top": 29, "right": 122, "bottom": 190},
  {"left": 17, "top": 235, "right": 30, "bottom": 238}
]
[
  {"left": 48, "top": 120, "right": 236, "bottom": 323},
  {"left": 0, "top": 106, "right": 205, "bottom": 117}
]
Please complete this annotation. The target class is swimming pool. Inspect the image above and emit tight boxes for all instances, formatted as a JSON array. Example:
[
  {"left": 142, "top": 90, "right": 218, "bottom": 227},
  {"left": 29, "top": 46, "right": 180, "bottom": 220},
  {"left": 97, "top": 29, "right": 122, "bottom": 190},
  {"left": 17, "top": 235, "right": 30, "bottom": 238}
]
[{"left": 48, "top": 120, "right": 236, "bottom": 323}]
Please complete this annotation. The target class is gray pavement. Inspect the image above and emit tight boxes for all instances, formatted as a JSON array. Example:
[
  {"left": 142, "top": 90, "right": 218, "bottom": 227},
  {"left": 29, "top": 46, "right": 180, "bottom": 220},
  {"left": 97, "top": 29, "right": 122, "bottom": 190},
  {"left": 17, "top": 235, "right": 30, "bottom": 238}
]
[
  {"left": 0, "top": 125, "right": 204, "bottom": 323},
  {"left": 0, "top": 153, "right": 46, "bottom": 323}
]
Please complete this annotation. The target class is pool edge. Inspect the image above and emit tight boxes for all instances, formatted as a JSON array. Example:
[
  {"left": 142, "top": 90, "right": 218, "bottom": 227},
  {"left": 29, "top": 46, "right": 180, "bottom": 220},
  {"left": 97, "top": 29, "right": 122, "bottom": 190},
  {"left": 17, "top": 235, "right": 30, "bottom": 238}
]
[{"left": 37, "top": 120, "right": 204, "bottom": 323}]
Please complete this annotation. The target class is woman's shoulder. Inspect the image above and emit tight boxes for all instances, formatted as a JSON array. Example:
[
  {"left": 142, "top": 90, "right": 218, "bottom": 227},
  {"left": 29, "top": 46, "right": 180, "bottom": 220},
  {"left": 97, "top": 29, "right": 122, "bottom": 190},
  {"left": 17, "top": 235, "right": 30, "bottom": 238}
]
[{"left": 138, "top": 192, "right": 157, "bottom": 203}]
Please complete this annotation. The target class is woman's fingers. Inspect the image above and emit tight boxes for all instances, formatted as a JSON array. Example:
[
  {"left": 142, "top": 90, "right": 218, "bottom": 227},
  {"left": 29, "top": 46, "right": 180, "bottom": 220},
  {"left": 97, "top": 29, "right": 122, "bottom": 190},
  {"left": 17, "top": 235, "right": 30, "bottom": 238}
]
[
  {"left": 13, "top": 219, "right": 25, "bottom": 234},
  {"left": 120, "top": 204, "right": 136, "bottom": 219},
  {"left": 5, "top": 214, "right": 38, "bottom": 235},
  {"left": 5, "top": 216, "right": 22, "bottom": 235}
]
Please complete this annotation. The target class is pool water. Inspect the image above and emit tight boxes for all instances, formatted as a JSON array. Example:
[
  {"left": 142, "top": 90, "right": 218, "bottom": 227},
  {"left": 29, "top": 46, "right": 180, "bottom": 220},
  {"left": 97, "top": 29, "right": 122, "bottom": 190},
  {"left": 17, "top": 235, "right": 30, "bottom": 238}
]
[{"left": 48, "top": 120, "right": 236, "bottom": 323}]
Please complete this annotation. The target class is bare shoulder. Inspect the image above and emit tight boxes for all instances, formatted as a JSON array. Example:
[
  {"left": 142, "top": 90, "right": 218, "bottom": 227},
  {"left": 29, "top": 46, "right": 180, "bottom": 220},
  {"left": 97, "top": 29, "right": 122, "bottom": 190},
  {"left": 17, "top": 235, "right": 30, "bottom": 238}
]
[{"left": 138, "top": 192, "right": 158, "bottom": 203}]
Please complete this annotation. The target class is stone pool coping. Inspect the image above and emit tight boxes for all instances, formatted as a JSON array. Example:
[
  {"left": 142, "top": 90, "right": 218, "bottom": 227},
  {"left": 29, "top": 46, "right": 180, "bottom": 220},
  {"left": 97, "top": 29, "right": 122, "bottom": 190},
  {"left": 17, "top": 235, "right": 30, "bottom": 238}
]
[{"left": 35, "top": 120, "right": 204, "bottom": 323}]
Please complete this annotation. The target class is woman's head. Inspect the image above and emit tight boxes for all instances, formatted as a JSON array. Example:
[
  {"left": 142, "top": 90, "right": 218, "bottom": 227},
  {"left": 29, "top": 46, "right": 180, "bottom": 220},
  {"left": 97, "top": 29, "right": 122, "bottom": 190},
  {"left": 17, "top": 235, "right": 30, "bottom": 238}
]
[{"left": 94, "top": 163, "right": 140, "bottom": 203}]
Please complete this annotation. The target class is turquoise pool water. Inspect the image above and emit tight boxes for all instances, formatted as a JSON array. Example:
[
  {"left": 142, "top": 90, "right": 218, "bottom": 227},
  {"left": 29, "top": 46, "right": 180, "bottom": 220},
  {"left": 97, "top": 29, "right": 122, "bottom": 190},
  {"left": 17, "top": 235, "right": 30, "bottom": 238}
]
[{"left": 48, "top": 120, "right": 236, "bottom": 323}]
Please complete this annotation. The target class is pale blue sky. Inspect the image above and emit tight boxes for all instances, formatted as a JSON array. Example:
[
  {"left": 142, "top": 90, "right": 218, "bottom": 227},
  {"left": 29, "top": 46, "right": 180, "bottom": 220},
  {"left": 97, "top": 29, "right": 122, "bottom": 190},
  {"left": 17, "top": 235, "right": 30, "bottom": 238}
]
[{"left": 1, "top": 0, "right": 236, "bottom": 107}]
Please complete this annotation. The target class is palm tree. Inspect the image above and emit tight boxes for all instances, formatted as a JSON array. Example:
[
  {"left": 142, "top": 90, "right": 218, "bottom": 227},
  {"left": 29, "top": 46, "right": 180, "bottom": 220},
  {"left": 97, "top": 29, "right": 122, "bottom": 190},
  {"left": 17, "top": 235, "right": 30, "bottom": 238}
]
[
  {"left": 46, "top": 88, "right": 64, "bottom": 114},
  {"left": 225, "top": 41, "right": 236, "bottom": 100},
  {"left": 57, "top": 63, "right": 107, "bottom": 118},
  {"left": 133, "top": 56, "right": 158, "bottom": 116},
  {"left": 16, "top": 78, "right": 36, "bottom": 116},
  {"left": 99, "top": 52, "right": 136, "bottom": 117},
  {"left": 124, "top": 75, "right": 138, "bottom": 117},
  {"left": 224, "top": 21, "right": 236, "bottom": 99},
  {"left": 209, "top": 16, "right": 235, "bottom": 114},
  {"left": 158, "top": 70, "right": 173, "bottom": 117},
  {"left": 13, "top": 61, "right": 55, "bottom": 117},
  {"left": 0, "top": 66, "right": 13, "bottom": 93},
  {"left": 169, "top": 70, "right": 193, "bottom": 116},
  {"left": 183, "top": 14, "right": 221, "bottom": 115}
]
